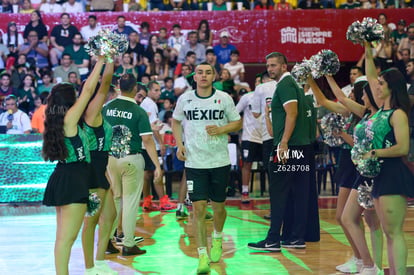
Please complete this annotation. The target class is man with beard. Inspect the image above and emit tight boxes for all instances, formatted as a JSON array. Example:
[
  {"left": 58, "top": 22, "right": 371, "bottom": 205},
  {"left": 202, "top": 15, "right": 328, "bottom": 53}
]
[{"left": 63, "top": 33, "right": 90, "bottom": 80}]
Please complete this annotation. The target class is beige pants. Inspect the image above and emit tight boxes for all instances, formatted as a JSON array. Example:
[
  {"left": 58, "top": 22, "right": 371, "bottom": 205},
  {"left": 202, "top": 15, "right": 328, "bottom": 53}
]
[{"left": 107, "top": 154, "right": 144, "bottom": 247}]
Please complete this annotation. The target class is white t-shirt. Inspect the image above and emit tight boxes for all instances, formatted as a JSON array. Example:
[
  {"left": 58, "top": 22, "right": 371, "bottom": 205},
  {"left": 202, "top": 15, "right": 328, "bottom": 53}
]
[
  {"left": 251, "top": 80, "right": 277, "bottom": 142},
  {"left": 173, "top": 89, "right": 241, "bottom": 169},
  {"left": 2, "top": 33, "right": 24, "bottom": 47},
  {"left": 39, "top": 3, "right": 63, "bottom": 13},
  {"left": 80, "top": 25, "right": 102, "bottom": 42},
  {"left": 62, "top": 2, "right": 84, "bottom": 13},
  {"left": 223, "top": 61, "right": 245, "bottom": 84},
  {"left": 236, "top": 92, "right": 262, "bottom": 143},
  {"left": 341, "top": 84, "right": 353, "bottom": 98},
  {"left": 140, "top": 97, "right": 160, "bottom": 150},
  {"left": 0, "top": 109, "right": 32, "bottom": 134}
]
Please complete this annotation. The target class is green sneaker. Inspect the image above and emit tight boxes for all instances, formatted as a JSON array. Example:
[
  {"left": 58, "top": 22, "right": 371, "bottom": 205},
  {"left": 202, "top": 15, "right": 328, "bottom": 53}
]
[
  {"left": 197, "top": 254, "right": 210, "bottom": 274},
  {"left": 210, "top": 235, "right": 223, "bottom": 263}
]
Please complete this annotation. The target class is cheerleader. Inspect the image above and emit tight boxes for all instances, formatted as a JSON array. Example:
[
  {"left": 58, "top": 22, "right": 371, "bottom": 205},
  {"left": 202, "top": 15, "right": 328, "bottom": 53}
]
[
  {"left": 362, "top": 41, "right": 414, "bottom": 275},
  {"left": 42, "top": 56, "right": 105, "bottom": 275},
  {"left": 307, "top": 75, "right": 383, "bottom": 273},
  {"left": 81, "top": 62, "right": 117, "bottom": 275}
]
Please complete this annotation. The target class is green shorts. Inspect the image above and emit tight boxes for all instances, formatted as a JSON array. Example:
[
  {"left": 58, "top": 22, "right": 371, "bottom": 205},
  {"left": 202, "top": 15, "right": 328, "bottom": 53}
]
[{"left": 185, "top": 165, "right": 231, "bottom": 202}]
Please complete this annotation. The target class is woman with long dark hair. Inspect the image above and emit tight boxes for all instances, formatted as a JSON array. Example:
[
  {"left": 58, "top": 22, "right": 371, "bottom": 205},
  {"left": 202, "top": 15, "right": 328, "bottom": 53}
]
[
  {"left": 42, "top": 56, "right": 104, "bottom": 275},
  {"left": 360, "top": 41, "right": 414, "bottom": 275},
  {"left": 23, "top": 10, "right": 49, "bottom": 43},
  {"left": 197, "top": 20, "right": 213, "bottom": 48}
]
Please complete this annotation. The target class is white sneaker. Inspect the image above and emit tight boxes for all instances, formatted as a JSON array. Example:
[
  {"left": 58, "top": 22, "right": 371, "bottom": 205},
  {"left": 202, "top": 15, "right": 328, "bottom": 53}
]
[
  {"left": 336, "top": 256, "right": 363, "bottom": 273},
  {"left": 359, "top": 264, "right": 381, "bottom": 275},
  {"left": 95, "top": 261, "right": 118, "bottom": 275},
  {"left": 84, "top": 267, "right": 99, "bottom": 275}
]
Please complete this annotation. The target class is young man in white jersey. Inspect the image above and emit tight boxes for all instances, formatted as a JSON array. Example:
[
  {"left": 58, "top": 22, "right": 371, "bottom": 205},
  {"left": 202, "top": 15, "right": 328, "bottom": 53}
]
[
  {"left": 235, "top": 74, "right": 263, "bottom": 203},
  {"left": 172, "top": 62, "right": 242, "bottom": 274}
]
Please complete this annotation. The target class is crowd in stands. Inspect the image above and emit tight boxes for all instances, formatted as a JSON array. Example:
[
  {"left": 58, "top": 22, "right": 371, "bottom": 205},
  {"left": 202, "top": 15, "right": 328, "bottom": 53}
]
[{"left": 0, "top": 4, "right": 412, "bottom": 137}]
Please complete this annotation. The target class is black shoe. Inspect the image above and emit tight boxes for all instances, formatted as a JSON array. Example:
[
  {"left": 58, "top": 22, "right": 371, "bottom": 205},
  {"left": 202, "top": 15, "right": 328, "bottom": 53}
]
[
  {"left": 122, "top": 245, "right": 147, "bottom": 256},
  {"left": 263, "top": 213, "right": 271, "bottom": 220},
  {"left": 247, "top": 239, "right": 281, "bottom": 252},
  {"left": 105, "top": 240, "right": 120, "bottom": 254},
  {"left": 281, "top": 239, "right": 306, "bottom": 249}
]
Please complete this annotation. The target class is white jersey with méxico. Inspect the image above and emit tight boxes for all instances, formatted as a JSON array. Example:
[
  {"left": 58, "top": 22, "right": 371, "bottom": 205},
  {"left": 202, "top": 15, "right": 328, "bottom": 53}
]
[
  {"left": 140, "top": 97, "right": 161, "bottom": 150},
  {"left": 173, "top": 89, "right": 241, "bottom": 169},
  {"left": 236, "top": 92, "right": 262, "bottom": 144},
  {"left": 251, "top": 81, "right": 277, "bottom": 142}
]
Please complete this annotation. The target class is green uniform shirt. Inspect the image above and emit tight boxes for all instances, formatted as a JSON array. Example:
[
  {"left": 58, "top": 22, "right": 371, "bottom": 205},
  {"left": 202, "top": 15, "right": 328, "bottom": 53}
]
[
  {"left": 63, "top": 45, "right": 90, "bottom": 66},
  {"left": 305, "top": 93, "right": 317, "bottom": 143},
  {"left": 83, "top": 119, "right": 113, "bottom": 152},
  {"left": 271, "top": 73, "right": 310, "bottom": 146},
  {"left": 63, "top": 126, "right": 91, "bottom": 163},
  {"left": 367, "top": 108, "right": 396, "bottom": 150},
  {"left": 102, "top": 95, "right": 152, "bottom": 156}
]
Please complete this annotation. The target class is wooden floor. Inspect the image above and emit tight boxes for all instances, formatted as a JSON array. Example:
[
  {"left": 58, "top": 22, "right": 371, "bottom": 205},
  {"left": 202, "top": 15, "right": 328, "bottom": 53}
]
[{"left": 1, "top": 198, "right": 414, "bottom": 275}]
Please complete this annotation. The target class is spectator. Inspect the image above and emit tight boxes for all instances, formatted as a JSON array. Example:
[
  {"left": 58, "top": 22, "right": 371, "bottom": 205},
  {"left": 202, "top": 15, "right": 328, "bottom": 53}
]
[
  {"left": 0, "top": 41, "right": 10, "bottom": 71},
  {"left": 80, "top": 15, "right": 102, "bottom": 42},
  {"left": 362, "top": 0, "right": 384, "bottom": 8},
  {"left": 205, "top": 48, "right": 220, "bottom": 78},
  {"left": 391, "top": 19, "right": 408, "bottom": 55},
  {"left": 15, "top": 74, "right": 37, "bottom": 114},
  {"left": 255, "top": 0, "right": 274, "bottom": 9},
  {"left": 178, "top": 31, "right": 206, "bottom": 65},
  {"left": 113, "top": 15, "right": 135, "bottom": 36},
  {"left": 1, "top": 0, "right": 12, "bottom": 13},
  {"left": 197, "top": 20, "right": 213, "bottom": 48},
  {"left": 160, "top": 77, "right": 175, "bottom": 103},
  {"left": 139, "top": 22, "right": 151, "bottom": 49},
  {"left": 377, "top": 13, "right": 391, "bottom": 39},
  {"left": 67, "top": 71, "right": 80, "bottom": 93},
  {"left": 166, "top": 0, "right": 190, "bottom": 10},
  {"left": 90, "top": 0, "right": 114, "bottom": 11},
  {"left": 116, "top": 52, "right": 139, "bottom": 79},
  {"left": 213, "top": 31, "right": 236, "bottom": 68},
  {"left": 374, "top": 30, "right": 393, "bottom": 71},
  {"left": 213, "top": 68, "right": 235, "bottom": 98},
  {"left": 223, "top": 49, "right": 245, "bottom": 84},
  {"left": 39, "top": 0, "right": 63, "bottom": 13},
  {"left": 63, "top": 33, "right": 90, "bottom": 79},
  {"left": 339, "top": 0, "right": 361, "bottom": 8},
  {"left": 398, "top": 25, "right": 414, "bottom": 59},
  {"left": 31, "top": 91, "right": 48, "bottom": 133},
  {"left": 158, "top": 27, "right": 168, "bottom": 49},
  {"left": 274, "top": 0, "right": 293, "bottom": 9},
  {"left": 342, "top": 65, "right": 364, "bottom": 97},
  {"left": 158, "top": 97, "right": 174, "bottom": 122},
  {"left": 126, "top": 31, "right": 145, "bottom": 69},
  {"left": 23, "top": 10, "right": 48, "bottom": 43},
  {"left": 37, "top": 70, "right": 54, "bottom": 94},
  {"left": 144, "top": 34, "right": 163, "bottom": 64},
  {"left": 19, "top": 30, "right": 49, "bottom": 69},
  {"left": 298, "top": 0, "right": 324, "bottom": 8},
  {"left": 174, "top": 64, "right": 192, "bottom": 97},
  {"left": 174, "top": 50, "right": 196, "bottom": 78},
  {"left": 49, "top": 13, "right": 80, "bottom": 67},
  {"left": 145, "top": 51, "right": 169, "bottom": 84},
  {"left": 396, "top": 48, "right": 411, "bottom": 81},
  {"left": 3, "top": 21, "right": 24, "bottom": 60},
  {"left": 10, "top": 54, "right": 31, "bottom": 89},
  {"left": 19, "top": 0, "right": 35, "bottom": 13},
  {"left": 140, "top": 73, "right": 151, "bottom": 85},
  {"left": 168, "top": 24, "right": 186, "bottom": 62},
  {"left": 53, "top": 53, "right": 80, "bottom": 83},
  {"left": 62, "top": 0, "right": 84, "bottom": 12},
  {"left": 0, "top": 95, "right": 31, "bottom": 134},
  {"left": 149, "top": 0, "right": 165, "bottom": 10},
  {"left": 212, "top": 0, "right": 227, "bottom": 10},
  {"left": 0, "top": 73, "right": 15, "bottom": 109}
]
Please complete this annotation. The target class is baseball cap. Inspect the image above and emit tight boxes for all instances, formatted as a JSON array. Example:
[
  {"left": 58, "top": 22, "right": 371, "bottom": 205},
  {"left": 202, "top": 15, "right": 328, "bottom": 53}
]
[
  {"left": 220, "top": 31, "right": 230, "bottom": 38},
  {"left": 354, "top": 75, "right": 367, "bottom": 84}
]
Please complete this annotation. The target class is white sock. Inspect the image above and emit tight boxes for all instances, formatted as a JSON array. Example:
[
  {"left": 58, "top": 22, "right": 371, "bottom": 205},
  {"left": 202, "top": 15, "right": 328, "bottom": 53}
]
[
  {"left": 177, "top": 203, "right": 183, "bottom": 211},
  {"left": 95, "top": 260, "right": 106, "bottom": 266},
  {"left": 242, "top": 185, "right": 249, "bottom": 193},
  {"left": 198, "top": 247, "right": 207, "bottom": 256},
  {"left": 213, "top": 231, "right": 222, "bottom": 239}
]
